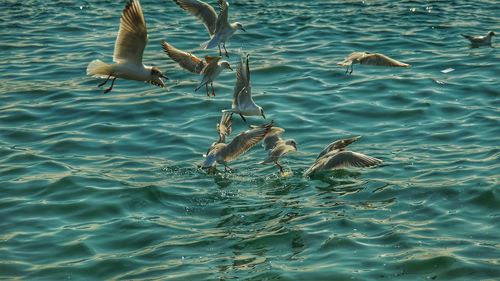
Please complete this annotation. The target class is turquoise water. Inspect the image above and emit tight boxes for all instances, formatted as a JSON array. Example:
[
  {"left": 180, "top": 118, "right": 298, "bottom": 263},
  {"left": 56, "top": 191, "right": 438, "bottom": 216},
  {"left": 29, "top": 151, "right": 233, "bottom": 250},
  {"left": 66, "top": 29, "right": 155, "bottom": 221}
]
[{"left": 1, "top": 0, "right": 499, "bottom": 279}]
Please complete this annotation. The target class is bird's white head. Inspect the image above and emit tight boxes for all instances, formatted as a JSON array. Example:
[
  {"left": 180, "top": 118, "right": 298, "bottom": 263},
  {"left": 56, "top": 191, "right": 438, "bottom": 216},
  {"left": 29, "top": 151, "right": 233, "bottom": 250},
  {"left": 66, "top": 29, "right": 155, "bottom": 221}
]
[
  {"left": 150, "top": 67, "right": 168, "bottom": 87},
  {"left": 286, "top": 140, "right": 298, "bottom": 151},
  {"left": 220, "top": 61, "right": 233, "bottom": 71},
  {"left": 232, "top": 22, "right": 245, "bottom": 32}
]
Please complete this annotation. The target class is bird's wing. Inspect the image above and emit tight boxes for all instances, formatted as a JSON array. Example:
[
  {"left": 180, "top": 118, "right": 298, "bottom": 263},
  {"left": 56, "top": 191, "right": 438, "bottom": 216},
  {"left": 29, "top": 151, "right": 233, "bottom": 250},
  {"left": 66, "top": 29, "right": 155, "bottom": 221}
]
[
  {"left": 215, "top": 0, "right": 230, "bottom": 34},
  {"left": 322, "top": 151, "right": 383, "bottom": 170},
  {"left": 232, "top": 56, "right": 247, "bottom": 108},
  {"left": 161, "top": 41, "right": 205, "bottom": 74},
  {"left": 113, "top": 0, "right": 148, "bottom": 65},
  {"left": 336, "top": 52, "right": 363, "bottom": 66},
  {"left": 173, "top": 0, "right": 217, "bottom": 35},
  {"left": 361, "top": 53, "right": 410, "bottom": 67},
  {"left": 237, "top": 55, "right": 254, "bottom": 107},
  {"left": 262, "top": 127, "right": 285, "bottom": 151},
  {"left": 316, "top": 136, "right": 361, "bottom": 160},
  {"left": 217, "top": 112, "right": 233, "bottom": 143},
  {"left": 220, "top": 123, "right": 272, "bottom": 162}
]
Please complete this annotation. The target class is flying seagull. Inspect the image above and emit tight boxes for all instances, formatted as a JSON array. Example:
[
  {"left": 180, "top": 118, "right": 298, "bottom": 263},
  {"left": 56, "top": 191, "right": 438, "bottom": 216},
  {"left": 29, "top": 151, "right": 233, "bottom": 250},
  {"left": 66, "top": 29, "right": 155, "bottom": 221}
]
[
  {"left": 303, "top": 136, "right": 382, "bottom": 177},
  {"left": 173, "top": 0, "right": 245, "bottom": 57},
  {"left": 337, "top": 52, "right": 410, "bottom": 74},
  {"left": 222, "top": 54, "right": 265, "bottom": 124},
  {"left": 86, "top": 0, "right": 167, "bottom": 93}
]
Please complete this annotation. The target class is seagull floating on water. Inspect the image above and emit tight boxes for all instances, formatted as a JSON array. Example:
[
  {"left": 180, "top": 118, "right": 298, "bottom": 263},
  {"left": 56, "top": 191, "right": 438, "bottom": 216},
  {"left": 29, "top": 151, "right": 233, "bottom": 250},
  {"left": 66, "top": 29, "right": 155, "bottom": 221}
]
[
  {"left": 173, "top": 0, "right": 245, "bottom": 57},
  {"left": 222, "top": 54, "right": 265, "bottom": 125},
  {"left": 201, "top": 122, "right": 273, "bottom": 174},
  {"left": 195, "top": 56, "right": 232, "bottom": 96},
  {"left": 161, "top": 40, "right": 206, "bottom": 74},
  {"left": 337, "top": 52, "right": 410, "bottom": 74},
  {"left": 260, "top": 126, "right": 297, "bottom": 173},
  {"left": 461, "top": 31, "right": 495, "bottom": 47},
  {"left": 86, "top": 0, "right": 167, "bottom": 93},
  {"left": 303, "top": 136, "right": 382, "bottom": 177}
]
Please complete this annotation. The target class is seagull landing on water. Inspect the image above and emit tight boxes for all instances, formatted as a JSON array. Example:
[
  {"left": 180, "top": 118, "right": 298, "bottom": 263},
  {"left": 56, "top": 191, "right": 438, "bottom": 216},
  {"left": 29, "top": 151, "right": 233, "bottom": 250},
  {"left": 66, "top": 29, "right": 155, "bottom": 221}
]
[
  {"left": 86, "top": 0, "right": 167, "bottom": 93},
  {"left": 337, "top": 52, "right": 410, "bottom": 74},
  {"left": 173, "top": 0, "right": 245, "bottom": 57},
  {"left": 461, "top": 31, "right": 495, "bottom": 47},
  {"left": 303, "top": 136, "right": 382, "bottom": 177},
  {"left": 222, "top": 54, "right": 265, "bottom": 125},
  {"left": 201, "top": 122, "right": 273, "bottom": 174},
  {"left": 195, "top": 56, "right": 232, "bottom": 96},
  {"left": 260, "top": 126, "right": 297, "bottom": 173}
]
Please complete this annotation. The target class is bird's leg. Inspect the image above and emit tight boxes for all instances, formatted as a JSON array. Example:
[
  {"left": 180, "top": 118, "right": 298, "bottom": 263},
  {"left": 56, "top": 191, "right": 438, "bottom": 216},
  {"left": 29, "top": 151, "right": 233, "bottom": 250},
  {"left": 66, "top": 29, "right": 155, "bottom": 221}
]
[
  {"left": 239, "top": 113, "right": 249, "bottom": 126},
  {"left": 275, "top": 161, "right": 284, "bottom": 173},
  {"left": 344, "top": 67, "right": 349, "bottom": 75},
  {"left": 98, "top": 75, "right": 112, "bottom": 87},
  {"left": 223, "top": 42, "right": 229, "bottom": 58},
  {"left": 211, "top": 82, "right": 215, "bottom": 96},
  {"left": 103, "top": 77, "right": 117, "bottom": 94},
  {"left": 349, "top": 64, "right": 353, "bottom": 74},
  {"left": 218, "top": 44, "right": 222, "bottom": 57},
  {"left": 205, "top": 84, "right": 210, "bottom": 96}
]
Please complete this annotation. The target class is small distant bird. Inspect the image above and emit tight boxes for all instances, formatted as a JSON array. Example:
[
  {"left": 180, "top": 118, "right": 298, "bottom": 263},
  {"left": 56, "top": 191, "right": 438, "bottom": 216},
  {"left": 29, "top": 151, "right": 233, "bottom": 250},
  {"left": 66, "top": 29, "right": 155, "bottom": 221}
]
[
  {"left": 303, "top": 136, "right": 382, "bottom": 177},
  {"left": 195, "top": 56, "right": 232, "bottom": 96},
  {"left": 86, "top": 0, "right": 167, "bottom": 93},
  {"left": 201, "top": 122, "right": 273, "bottom": 174},
  {"left": 222, "top": 54, "right": 265, "bottom": 124},
  {"left": 173, "top": 0, "right": 245, "bottom": 57},
  {"left": 260, "top": 126, "right": 297, "bottom": 173},
  {"left": 337, "top": 52, "right": 410, "bottom": 74},
  {"left": 461, "top": 31, "right": 495, "bottom": 47},
  {"left": 161, "top": 40, "right": 206, "bottom": 74}
]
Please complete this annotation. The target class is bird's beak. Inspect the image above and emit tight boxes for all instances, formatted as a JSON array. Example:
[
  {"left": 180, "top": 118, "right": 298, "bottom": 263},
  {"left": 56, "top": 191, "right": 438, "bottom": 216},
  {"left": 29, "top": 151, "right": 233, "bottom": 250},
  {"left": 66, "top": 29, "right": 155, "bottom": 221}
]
[
  {"left": 241, "top": 27, "right": 246, "bottom": 32},
  {"left": 228, "top": 66, "right": 233, "bottom": 71},
  {"left": 261, "top": 112, "right": 266, "bottom": 119},
  {"left": 161, "top": 74, "right": 169, "bottom": 80}
]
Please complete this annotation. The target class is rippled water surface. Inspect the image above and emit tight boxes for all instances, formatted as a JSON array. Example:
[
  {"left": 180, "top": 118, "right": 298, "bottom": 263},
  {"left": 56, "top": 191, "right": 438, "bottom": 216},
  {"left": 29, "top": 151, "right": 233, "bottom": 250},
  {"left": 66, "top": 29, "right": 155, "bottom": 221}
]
[{"left": 1, "top": 0, "right": 499, "bottom": 280}]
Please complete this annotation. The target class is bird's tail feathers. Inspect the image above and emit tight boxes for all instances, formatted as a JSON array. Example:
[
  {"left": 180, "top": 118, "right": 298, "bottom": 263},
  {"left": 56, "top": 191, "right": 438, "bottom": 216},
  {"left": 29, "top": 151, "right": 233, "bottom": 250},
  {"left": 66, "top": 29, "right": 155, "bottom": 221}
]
[
  {"left": 87, "top": 60, "right": 112, "bottom": 78},
  {"left": 200, "top": 39, "right": 211, "bottom": 49},
  {"left": 201, "top": 36, "right": 221, "bottom": 49}
]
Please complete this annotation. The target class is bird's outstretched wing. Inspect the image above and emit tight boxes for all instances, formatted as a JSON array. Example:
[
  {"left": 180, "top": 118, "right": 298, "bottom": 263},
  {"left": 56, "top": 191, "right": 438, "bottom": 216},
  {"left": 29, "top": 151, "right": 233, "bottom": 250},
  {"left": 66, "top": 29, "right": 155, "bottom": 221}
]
[
  {"left": 113, "top": 0, "right": 148, "bottom": 65},
  {"left": 361, "top": 53, "right": 410, "bottom": 67},
  {"left": 220, "top": 123, "right": 272, "bottom": 162},
  {"left": 161, "top": 41, "right": 206, "bottom": 74},
  {"left": 174, "top": 0, "right": 218, "bottom": 35}
]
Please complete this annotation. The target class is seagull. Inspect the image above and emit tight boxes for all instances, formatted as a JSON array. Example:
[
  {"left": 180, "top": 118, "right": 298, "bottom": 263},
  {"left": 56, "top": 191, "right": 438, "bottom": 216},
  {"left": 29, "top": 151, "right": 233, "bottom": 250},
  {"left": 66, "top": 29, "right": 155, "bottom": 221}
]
[
  {"left": 461, "top": 31, "right": 495, "bottom": 47},
  {"left": 86, "top": 0, "right": 167, "bottom": 93},
  {"left": 260, "top": 126, "right": 297, "bottom": 173},
  {"left": 201, "top": 122, "right": 273, "bottom": 174},
  {"left": 303, "top": 136, "right": 382, "bottom": 177},
  {"left": 222, "top": 54, "right": 265, "bottom": 125},
  {"left": 161, "top": 40, "right": 206, "bottom": 74},
  {"left": 173, "top": 0, "right": 245, "bottom": 57},
  {"left": 195, "top": 56, "right": 232, "bottom": 96},
  {"left": 337, "top": 52, "right": 410, "bottom": 74}
]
